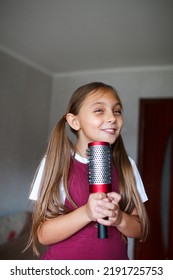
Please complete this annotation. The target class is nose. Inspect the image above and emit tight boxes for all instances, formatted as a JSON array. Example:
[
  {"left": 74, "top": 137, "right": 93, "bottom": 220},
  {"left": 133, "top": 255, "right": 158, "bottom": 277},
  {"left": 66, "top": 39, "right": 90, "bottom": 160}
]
[{"left": 106, "top": 111, "right": 116, "bottom": 123}]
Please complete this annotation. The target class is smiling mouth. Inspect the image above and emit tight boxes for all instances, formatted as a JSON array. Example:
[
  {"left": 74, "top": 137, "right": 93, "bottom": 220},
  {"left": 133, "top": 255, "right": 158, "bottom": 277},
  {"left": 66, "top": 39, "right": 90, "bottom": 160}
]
[{"left": 102, "top": 128, "right": 116, "bottom": 134}]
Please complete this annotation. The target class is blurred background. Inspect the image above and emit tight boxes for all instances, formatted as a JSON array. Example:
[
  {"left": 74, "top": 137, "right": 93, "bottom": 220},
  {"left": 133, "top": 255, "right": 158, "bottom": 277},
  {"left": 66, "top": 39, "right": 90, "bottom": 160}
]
[{"left": 0, "top": 0, "right": 172, "bottom": 259}]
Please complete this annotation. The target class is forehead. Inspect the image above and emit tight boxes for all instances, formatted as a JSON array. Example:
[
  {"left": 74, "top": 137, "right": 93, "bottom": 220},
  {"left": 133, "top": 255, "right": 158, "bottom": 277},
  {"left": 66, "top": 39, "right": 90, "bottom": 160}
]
[{"left": 83, "top": 89, "right": 120, "bottom": 106}]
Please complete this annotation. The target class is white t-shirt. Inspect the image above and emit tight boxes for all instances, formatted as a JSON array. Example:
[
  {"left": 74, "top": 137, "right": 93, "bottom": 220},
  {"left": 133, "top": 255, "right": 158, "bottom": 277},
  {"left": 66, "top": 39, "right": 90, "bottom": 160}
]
[{"left": 29, "top": 154, "right": 148, "bottom": 203}]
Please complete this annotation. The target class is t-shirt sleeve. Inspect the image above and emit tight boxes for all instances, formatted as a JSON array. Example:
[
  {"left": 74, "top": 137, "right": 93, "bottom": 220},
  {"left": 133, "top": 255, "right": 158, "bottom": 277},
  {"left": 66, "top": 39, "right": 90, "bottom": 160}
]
[
  {"left": 128, "top": 157, "right": 148, "bottom": 203},
  {"left": 29, "top": 157, "right": 66, "bottom": 204},
  {"left": 29, "top": 157, "right": 46, "bottom": 201}
]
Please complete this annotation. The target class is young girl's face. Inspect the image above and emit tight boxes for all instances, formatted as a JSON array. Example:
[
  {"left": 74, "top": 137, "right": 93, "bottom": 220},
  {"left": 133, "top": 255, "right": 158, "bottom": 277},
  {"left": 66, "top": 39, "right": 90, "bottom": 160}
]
[{"left": 75, "top": 89, "right": 123, "bottom": 155}]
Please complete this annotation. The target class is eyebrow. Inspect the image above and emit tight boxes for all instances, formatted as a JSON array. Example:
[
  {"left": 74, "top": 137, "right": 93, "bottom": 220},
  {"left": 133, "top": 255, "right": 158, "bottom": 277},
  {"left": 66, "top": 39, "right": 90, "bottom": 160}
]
[{"left": 91, "top": 101, "right": 122, "bottom": 107}]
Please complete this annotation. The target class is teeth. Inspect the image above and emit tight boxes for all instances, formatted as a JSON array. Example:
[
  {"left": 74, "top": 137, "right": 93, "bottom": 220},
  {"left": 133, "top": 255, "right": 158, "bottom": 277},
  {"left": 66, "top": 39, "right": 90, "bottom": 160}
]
[{"left": 105, "top": 129, "right": 115, "bottom": 132}]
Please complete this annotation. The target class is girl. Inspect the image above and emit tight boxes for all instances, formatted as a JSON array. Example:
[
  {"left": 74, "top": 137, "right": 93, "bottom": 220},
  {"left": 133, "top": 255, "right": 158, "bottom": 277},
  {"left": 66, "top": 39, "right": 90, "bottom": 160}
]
[{"left": 28, "top": 82, "right": 149, "bottom": 259}]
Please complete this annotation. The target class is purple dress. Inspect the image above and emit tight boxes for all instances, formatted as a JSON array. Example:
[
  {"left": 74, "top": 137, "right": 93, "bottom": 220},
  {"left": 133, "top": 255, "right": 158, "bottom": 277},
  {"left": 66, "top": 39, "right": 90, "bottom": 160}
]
[{"left": 41, "top": 158, "right": 128, "bottom": 260}]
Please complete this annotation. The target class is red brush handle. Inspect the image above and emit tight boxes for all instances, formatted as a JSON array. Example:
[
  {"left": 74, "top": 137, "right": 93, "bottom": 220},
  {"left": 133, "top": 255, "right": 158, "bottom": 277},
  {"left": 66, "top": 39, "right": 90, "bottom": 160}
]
[{"left": 90, "top": 184, "right": 112, "bottom": 193}]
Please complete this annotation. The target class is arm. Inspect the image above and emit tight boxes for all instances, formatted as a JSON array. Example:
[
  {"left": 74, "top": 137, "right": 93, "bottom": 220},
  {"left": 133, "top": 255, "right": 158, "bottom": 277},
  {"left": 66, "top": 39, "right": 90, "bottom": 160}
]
[
  {"left": 115, "top": 208, "right": 141, "bottom": 238},
  {"left": 96, "top": 192, "right": 142, "bottom": 239},
  {"left": 38, "top": 205, "right": 90, "bottom": 245},
  {"left": 37, "top": 192, "right": 106, "bottom": 245}
]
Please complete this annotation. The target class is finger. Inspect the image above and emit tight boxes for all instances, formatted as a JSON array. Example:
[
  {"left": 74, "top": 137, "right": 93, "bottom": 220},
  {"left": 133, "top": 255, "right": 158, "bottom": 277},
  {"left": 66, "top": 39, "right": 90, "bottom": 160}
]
[
  {"left": 107, "top": 192, "right": 121, "bottom": 203},
  {"left": 97, "top": 218, "right": 112, "bottom": 226},
  {"left": 97, "top": 199, "right": 116, "bottom": 211},
  {"left": 96, "top": 205, "right": 116, "bottom": 219},
  {"left": 94, "top": 192, "right": 107, "bottom": 200}
]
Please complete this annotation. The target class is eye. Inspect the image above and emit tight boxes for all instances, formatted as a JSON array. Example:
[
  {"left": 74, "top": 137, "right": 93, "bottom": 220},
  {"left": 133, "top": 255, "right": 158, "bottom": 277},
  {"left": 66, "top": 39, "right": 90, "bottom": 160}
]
[
  {"left": 94, "top": 108, "right": 104, "bottom": 113},
  {"left": 114, "top": 109, "right": 122, "bottom": 115}
]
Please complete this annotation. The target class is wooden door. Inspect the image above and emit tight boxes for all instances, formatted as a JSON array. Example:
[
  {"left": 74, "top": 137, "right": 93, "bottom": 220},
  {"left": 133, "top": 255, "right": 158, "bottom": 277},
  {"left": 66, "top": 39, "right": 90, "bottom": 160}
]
[{"left": 135, "top": 98, "right": 173, "bottom": 259}]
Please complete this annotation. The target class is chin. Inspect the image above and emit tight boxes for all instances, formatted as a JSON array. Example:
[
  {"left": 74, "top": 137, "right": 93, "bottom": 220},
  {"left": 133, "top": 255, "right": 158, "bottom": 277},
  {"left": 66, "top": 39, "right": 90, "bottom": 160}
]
[
  {"left": 107, "top": 137, "right": 118, "bottom": 145},
  {"left": 95, "top": 138, "right": 116, "bottom": 145},
  {"left": 108, "top": 140, "right": 116, "bottom": 145}
]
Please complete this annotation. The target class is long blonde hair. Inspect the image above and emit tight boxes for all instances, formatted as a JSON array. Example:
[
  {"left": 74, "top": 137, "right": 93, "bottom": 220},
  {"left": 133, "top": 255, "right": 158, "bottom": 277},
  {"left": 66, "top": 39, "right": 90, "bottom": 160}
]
[{"left": 28, "top": 82, "right": 149, "bottom": 255}]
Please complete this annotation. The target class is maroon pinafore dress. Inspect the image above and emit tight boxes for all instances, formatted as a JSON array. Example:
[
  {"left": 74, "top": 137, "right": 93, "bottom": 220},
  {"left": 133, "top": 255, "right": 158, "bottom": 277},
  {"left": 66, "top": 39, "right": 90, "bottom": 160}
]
[{"left": 41, "top": 158, "right": 128, "bottom": 260}]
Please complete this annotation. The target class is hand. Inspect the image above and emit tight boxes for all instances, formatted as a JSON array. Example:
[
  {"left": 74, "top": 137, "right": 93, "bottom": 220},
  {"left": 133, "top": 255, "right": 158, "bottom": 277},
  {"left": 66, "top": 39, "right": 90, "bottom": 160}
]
[
  {"left": 96, "top": 192, "right": 123, "bottom": 227},
  {"left": 85, "top": 192, "right": 107, "bottom": 222}
]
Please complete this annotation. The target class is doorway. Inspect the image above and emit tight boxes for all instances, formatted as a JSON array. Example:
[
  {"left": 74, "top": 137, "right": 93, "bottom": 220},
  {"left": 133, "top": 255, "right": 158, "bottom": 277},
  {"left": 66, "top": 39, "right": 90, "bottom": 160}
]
[{"left": 135, "top": 98, "right": 173, "bottom": 259}]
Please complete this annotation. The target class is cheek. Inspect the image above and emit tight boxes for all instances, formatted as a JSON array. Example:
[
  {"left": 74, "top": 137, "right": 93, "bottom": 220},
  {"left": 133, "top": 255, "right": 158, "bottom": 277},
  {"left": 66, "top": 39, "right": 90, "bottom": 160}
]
[
  {"left": 118, "top": 118, "right": 123, "bottom": 128},
  {"left": 84, "top": 117, "right": 101, "bottom": 127},
  {"left": 79, "top": 117, "right": 96, "bottom": 131}
]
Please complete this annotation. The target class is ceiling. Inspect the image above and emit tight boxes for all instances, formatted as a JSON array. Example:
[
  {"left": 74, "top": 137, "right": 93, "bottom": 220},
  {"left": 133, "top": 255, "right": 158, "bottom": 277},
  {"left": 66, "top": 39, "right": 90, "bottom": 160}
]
[{"left": 0, "top": 0, "right": 173, "bottom": 75}]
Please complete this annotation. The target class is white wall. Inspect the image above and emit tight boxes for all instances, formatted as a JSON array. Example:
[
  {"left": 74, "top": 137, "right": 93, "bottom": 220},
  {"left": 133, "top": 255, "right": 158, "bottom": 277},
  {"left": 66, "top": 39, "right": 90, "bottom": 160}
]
[
  {"left": 0, "top": 50, "right": 52, "bottom": 216},
  {"left": 50, "top": 66, "right": 173, "bottom": 161}
]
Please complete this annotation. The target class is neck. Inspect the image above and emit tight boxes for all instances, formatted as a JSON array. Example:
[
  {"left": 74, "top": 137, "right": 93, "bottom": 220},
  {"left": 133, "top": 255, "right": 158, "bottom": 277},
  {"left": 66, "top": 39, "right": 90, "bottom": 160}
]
[{"left": 75, "top": 144, "right": 88, "bottom": 158}]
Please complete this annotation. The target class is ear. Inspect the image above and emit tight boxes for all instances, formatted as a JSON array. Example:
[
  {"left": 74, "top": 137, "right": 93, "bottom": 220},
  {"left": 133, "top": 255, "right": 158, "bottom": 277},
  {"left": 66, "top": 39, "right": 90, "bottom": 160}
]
[{"left": 66, "top": 113, "right": 80, "bottom": 131}]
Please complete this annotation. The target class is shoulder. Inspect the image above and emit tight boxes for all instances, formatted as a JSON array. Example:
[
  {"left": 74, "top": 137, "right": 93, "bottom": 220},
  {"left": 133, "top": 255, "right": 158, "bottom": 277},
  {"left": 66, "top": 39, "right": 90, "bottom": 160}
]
[
  {"left": 128, "top": 156, "right": 140, "bottom": 176},
  {"left": 128, "top": 156, "right": 148, "bottom": 203},
  {"left": 29, "top": 156, "right": 46, "bottom": 201},
  {"left": 128, "top": 156, "right": 136, "bottom": 167}
]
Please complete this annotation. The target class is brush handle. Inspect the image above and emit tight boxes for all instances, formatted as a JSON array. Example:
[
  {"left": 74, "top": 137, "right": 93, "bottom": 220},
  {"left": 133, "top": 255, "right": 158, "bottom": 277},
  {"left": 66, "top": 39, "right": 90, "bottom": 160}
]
[{"left": 98, "top": 223, "right": 108, "bottom": 239}]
